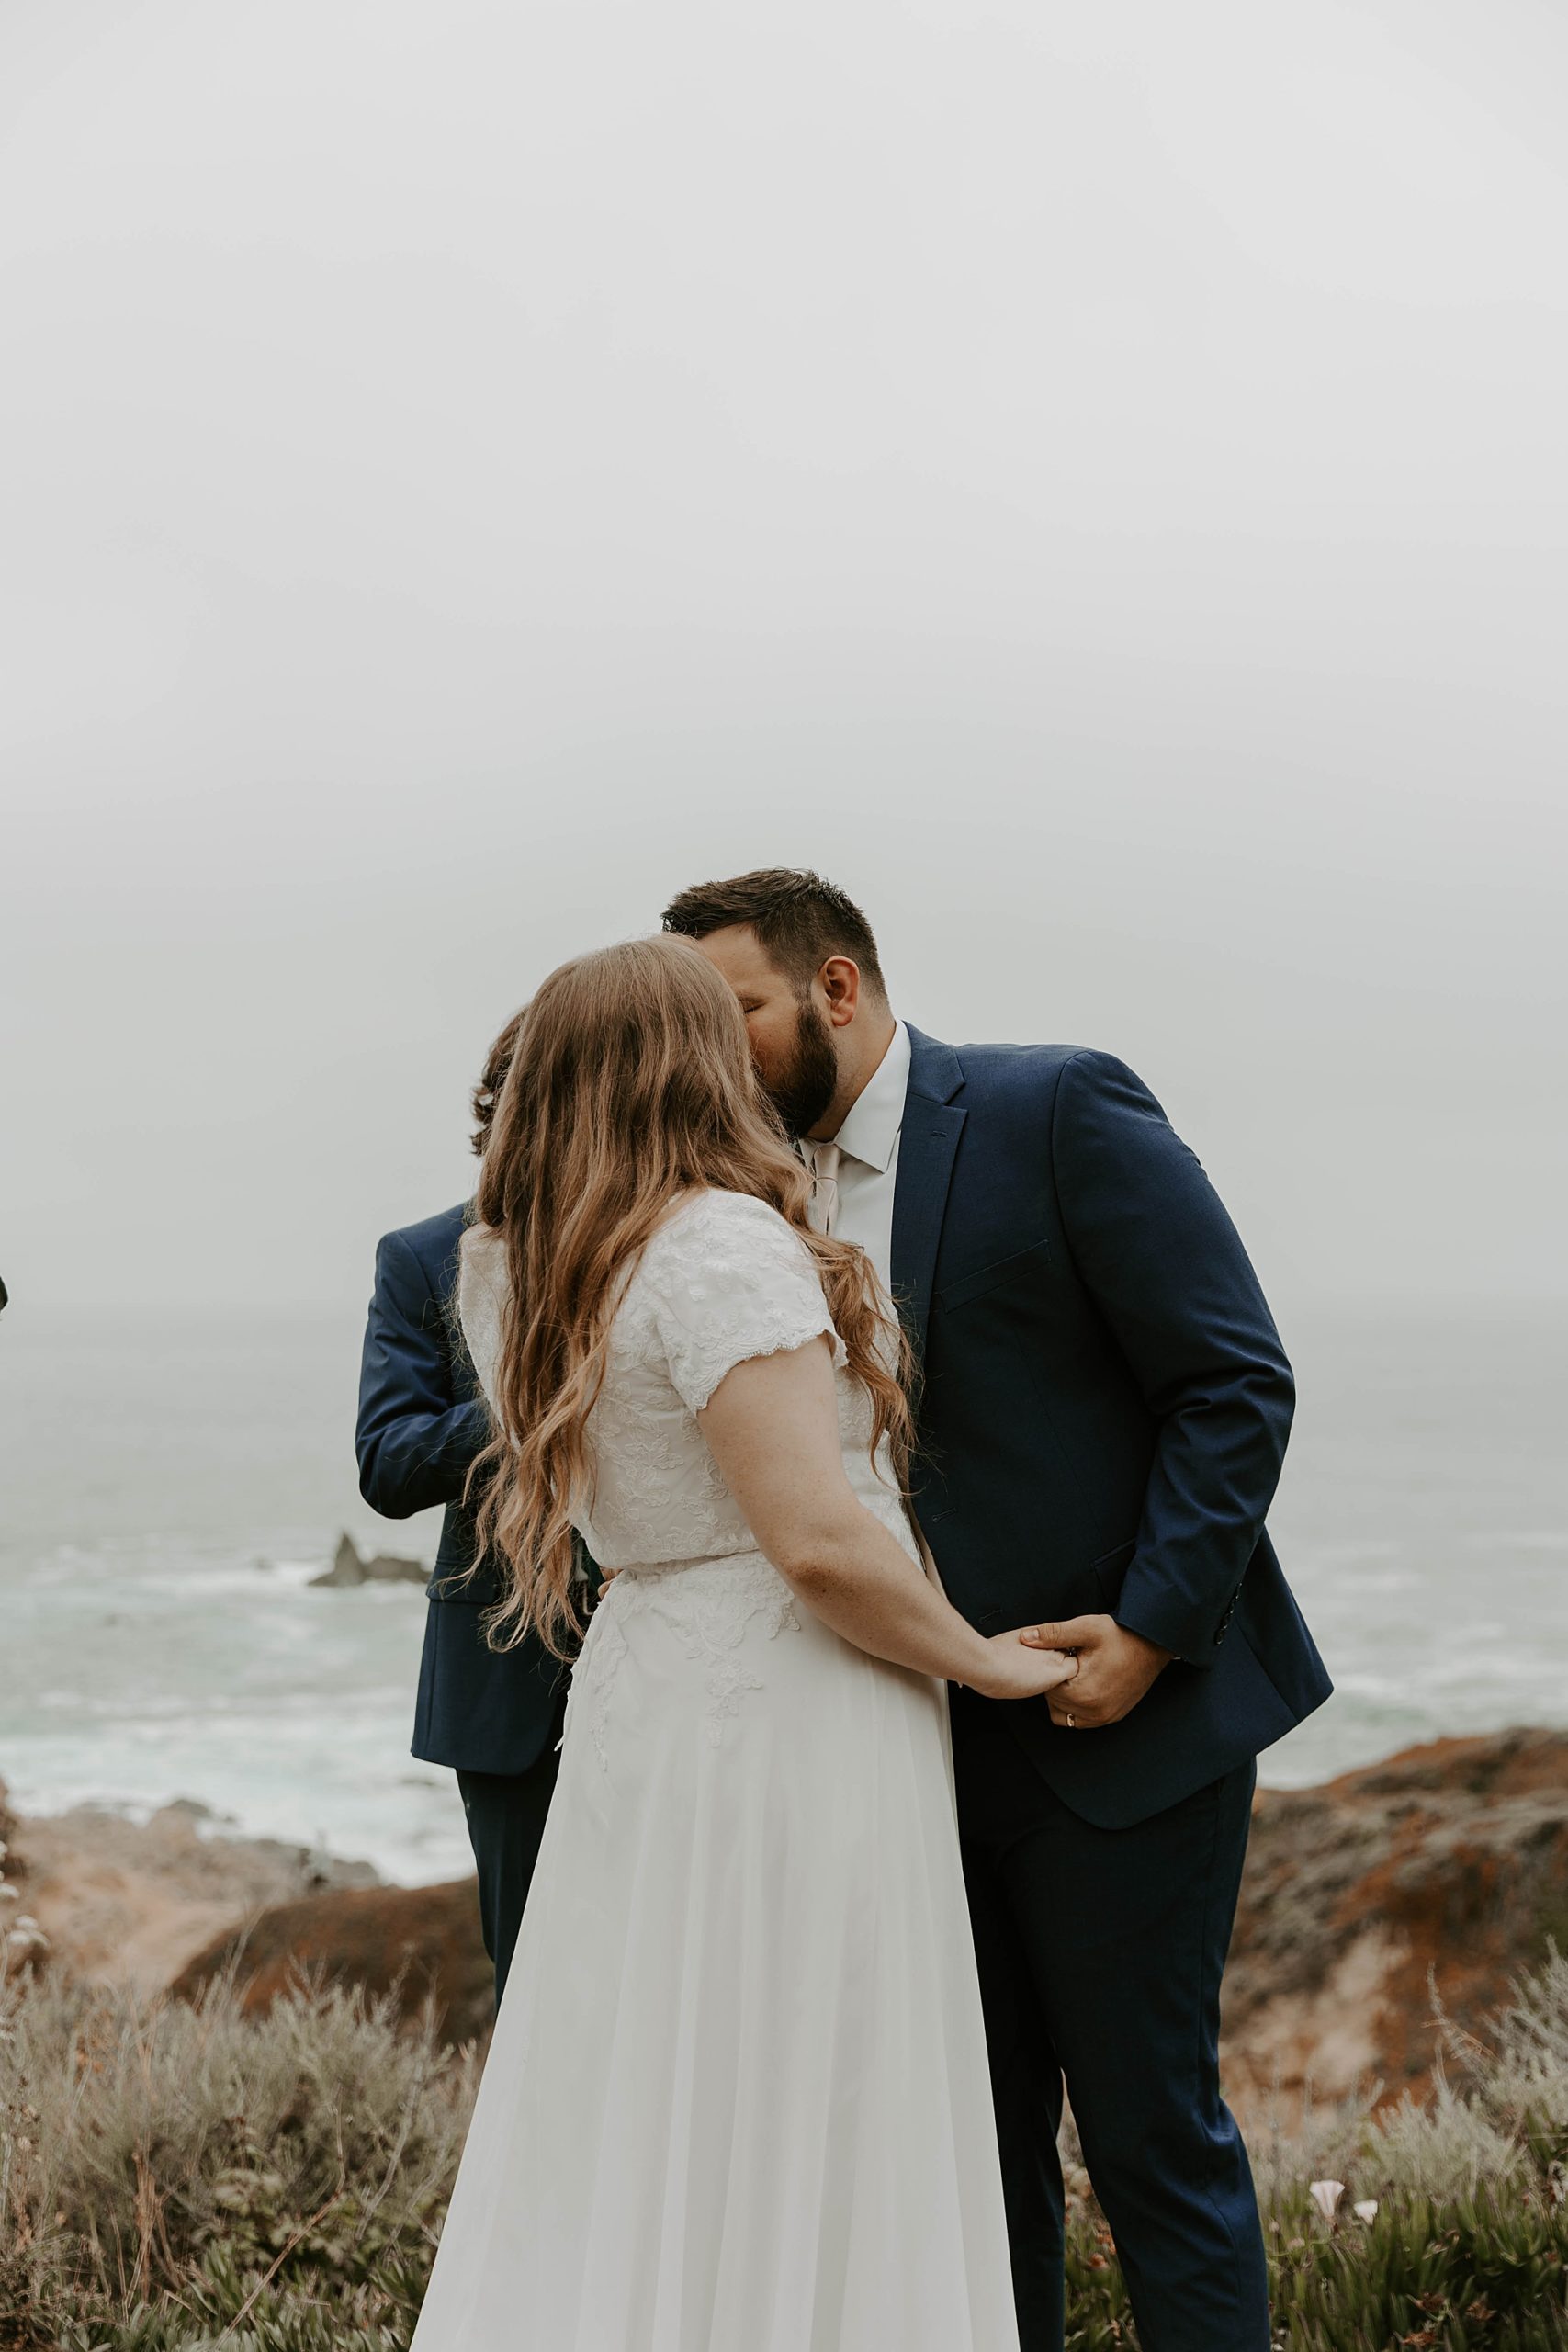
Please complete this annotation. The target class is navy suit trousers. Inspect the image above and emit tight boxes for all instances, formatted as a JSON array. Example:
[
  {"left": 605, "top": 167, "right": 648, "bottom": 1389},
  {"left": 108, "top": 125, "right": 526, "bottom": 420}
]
[
  {"left": 951, "top": 1690, "right": 1268, "bottom": 2352},
  {"left": 456, "top": 1688, "right": 566, "bottom": 2008}
]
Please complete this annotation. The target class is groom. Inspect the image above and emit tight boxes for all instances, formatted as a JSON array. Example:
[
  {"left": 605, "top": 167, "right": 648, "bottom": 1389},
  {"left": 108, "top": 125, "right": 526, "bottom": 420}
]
[{"left": 664, "top": 868, "right": 1331, "bottom": 2352}]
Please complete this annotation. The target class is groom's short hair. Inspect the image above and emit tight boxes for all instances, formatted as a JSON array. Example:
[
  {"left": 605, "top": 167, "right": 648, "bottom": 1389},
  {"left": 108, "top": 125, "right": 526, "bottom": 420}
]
[{"left": 661, "top": 868, "right": 886, "bottom": 1001}]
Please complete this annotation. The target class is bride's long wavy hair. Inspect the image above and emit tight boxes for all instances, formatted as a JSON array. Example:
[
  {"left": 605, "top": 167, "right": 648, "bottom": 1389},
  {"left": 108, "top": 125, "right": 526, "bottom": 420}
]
[{"left": 465, "top": 934, "right": 914, "bottom": 1657}]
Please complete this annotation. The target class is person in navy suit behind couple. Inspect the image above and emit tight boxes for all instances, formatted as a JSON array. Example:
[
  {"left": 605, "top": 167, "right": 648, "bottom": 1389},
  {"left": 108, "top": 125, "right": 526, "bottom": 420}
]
[
  {"left": 661, "top": 868, "right": 1332, "bottom": 2352},
  {"left": 355, "top": 1017, "right": 570, "bottom": 2004}
]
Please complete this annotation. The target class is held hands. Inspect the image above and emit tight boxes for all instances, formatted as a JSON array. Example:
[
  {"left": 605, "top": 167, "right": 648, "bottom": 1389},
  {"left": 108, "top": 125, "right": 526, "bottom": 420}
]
[
  {"left": 1020, "top": 1614, "right": 1171, "bottom": 1729},
  {"left": 976, "top": 1632, "right": 1078, "bottom": 1702}
]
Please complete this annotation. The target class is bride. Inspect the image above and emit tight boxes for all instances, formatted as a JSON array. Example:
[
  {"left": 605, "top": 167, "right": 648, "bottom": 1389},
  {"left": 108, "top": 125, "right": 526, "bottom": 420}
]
[{"left": 410, "top": 936, "right": 1074, "bottom": 2352}]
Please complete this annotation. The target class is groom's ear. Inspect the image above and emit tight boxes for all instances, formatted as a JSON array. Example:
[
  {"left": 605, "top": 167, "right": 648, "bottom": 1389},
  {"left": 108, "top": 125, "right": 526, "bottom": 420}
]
[{"left": 819, "top": 956, "right": 863, "bottom": 1027}]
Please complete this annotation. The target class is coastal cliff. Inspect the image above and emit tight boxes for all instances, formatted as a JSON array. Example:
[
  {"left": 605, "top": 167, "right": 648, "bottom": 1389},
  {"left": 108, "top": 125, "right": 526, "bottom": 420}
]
[
  {"left": 1227, "top": 1727, "right": 1568, "bottom": 2109},
  {"left": 10, "top": 1729, "right": 1568, "bottom": 2109}
]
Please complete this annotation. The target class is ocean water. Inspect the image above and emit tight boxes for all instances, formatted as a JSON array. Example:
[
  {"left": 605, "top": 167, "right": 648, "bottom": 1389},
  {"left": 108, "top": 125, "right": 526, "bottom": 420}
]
[{"left": 2, "top": 1301, "right": 1563, "bottom": 1885}]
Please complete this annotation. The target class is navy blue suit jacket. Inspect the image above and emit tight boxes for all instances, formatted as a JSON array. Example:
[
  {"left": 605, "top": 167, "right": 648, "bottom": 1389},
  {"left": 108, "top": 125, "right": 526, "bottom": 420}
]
[
  {"left": 355, "top": 1204, "right": 565, "bottom": 1777},
  {"left": 896, "top": 1027, "right": 1330, "bottom": 1828}
]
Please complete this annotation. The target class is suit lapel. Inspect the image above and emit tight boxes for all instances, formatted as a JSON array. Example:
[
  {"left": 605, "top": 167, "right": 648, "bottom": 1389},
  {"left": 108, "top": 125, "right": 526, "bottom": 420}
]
[{"left": 890, "top": 1026, "right": 965, "bottom": 1359}]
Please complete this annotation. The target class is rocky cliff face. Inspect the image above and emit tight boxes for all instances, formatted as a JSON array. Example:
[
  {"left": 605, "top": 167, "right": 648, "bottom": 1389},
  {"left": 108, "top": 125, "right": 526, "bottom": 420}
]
[
  {"left": 171, "top": 1876, "right": 497, "bottom": 2049},
  {"left": 14, "top": 1732, "right": 1568, "bottom": 2107},
  {"left": 1, "top": 1788, "right": 378, "bottom": 1995},
  {"left": 1224, "top": 1728, "right": 1568, "bottom": 2111}
]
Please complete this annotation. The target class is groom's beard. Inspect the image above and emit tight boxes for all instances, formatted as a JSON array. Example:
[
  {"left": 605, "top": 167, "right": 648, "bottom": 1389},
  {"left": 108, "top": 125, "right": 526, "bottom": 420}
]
[{"left": 762, "top": 998, "right": 840, "bottom": 1141}]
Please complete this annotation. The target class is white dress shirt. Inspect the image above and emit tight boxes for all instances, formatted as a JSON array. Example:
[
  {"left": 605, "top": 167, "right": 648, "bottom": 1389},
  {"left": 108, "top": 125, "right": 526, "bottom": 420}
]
[{"left": 803, "top": 1021, "right": 910, "bottom": 1296}]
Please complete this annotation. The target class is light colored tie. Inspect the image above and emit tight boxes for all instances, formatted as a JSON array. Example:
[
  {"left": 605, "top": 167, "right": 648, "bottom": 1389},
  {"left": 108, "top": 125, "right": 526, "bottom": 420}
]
[{"left": 804, "top": 1140, "right": 842, "bottom": 1236}]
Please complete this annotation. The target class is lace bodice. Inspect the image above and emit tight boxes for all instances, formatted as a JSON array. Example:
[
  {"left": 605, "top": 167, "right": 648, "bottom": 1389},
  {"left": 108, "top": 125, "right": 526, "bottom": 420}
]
[{"left": 457, "top": 1188, "right": 908, "bottom": 1572}]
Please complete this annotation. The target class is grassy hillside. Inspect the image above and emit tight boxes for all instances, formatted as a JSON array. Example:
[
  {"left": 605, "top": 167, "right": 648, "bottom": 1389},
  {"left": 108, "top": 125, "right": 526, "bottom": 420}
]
[{"left": 4, "top": 1949, "right": 1566, "bottom": 2350}]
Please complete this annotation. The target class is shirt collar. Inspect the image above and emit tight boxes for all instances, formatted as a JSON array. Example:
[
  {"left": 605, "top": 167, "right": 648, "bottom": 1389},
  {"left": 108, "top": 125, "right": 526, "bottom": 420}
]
[{"left": 831, "top": 1020, "right": 911, "bottom": 1175}]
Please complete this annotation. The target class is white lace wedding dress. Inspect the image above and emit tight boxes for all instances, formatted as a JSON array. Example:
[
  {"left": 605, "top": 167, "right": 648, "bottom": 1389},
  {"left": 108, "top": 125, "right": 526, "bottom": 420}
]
[{"left": 410, "top": 1188, "right": 1018, "bottom": 2352}]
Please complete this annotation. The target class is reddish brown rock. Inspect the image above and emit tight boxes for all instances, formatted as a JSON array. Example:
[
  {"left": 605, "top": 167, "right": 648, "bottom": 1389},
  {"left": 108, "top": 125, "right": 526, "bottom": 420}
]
[
  {"left": 1223, "top": 1728, "right": 1568, "bottom": 2114},
  {"left": 33, "top": 1732, "right": 1568, "bottom": 2098},
  {"left": 171, "top": 1876, "right": 495, "bottom": 2047}
]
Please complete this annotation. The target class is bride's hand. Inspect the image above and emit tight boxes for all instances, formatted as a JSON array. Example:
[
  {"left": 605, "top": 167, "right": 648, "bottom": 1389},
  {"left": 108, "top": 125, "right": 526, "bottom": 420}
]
[{"left": 975, "top": 1631, "right": 1078, "bottom": 1702}]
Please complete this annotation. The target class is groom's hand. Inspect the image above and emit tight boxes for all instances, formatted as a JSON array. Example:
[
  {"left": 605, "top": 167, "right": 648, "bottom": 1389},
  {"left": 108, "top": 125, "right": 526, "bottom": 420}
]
[{"left": 1020, "top": 1614, "right": 1171, "bottom": 1729}]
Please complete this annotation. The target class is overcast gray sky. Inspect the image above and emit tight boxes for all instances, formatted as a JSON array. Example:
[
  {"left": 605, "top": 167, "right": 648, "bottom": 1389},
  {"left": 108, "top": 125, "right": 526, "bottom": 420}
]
[{"left": 3, "top": 0, "right": 1564, "bottom": 1322}]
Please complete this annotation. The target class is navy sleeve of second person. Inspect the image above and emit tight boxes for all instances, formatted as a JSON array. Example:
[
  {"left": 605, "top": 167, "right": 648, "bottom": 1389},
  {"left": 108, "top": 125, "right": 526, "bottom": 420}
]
[{"left": 356, "top": 1230, "right": 490, "bottom": 1521}]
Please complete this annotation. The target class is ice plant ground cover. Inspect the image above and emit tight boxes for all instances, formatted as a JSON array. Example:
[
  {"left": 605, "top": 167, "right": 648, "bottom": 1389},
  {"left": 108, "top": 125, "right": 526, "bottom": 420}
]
[{"left": 3, "top": 1949, "right": 1568, "bottom": 2350}]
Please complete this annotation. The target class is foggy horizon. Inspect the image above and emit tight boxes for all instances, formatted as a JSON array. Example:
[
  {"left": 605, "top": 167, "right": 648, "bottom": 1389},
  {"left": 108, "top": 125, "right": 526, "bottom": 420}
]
[{"left": 4, "top": 0, "right": 1564, "bottom": 1320}]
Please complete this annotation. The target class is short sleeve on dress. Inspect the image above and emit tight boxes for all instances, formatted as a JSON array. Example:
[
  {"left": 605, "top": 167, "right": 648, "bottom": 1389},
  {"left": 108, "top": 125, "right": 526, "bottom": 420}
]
[{"left": 640, "top": 1192, "right": 847, "bottom": 1416}]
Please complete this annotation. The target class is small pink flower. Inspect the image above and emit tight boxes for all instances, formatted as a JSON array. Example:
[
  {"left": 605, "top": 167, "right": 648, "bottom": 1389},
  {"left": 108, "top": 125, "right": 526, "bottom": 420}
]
[{"left": 1309, "top": 2180, "right": 1345, "bottom": 2221}]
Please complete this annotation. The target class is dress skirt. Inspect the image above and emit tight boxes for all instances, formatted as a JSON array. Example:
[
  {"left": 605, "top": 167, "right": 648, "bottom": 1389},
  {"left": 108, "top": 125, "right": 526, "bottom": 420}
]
[{"left": 410, "top": 1546, "right": 1021, "bottom": 2352}]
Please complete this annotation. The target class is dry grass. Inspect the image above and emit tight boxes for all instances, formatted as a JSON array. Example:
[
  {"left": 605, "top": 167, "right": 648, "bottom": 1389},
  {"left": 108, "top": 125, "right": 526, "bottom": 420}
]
[
  {"left": 0, "top": 1951, "right": 477, "bottom": 2350},
  {"left": 4, "top": 1945, "right": 1567, "bottom": 2348}
]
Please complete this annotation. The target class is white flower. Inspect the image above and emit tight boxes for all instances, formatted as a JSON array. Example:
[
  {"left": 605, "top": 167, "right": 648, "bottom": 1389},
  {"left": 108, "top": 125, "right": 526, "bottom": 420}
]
[
  {"left": 6, "top": 1917, "right": 48, "bottom": 1956},
  {"left": 1354, "top": 2200, "right": 1379, "bottom": 2224},
  {"left": 1309, "top": 2179, "right": 1345, "bottom": 2221},
  {"left": 0, "top": 1884, "right": 19, "bottom": 1908}
]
